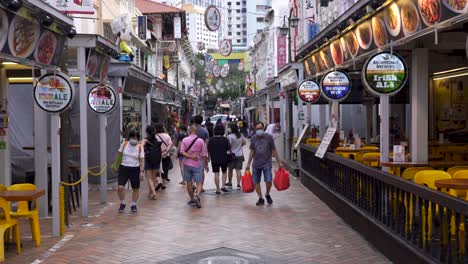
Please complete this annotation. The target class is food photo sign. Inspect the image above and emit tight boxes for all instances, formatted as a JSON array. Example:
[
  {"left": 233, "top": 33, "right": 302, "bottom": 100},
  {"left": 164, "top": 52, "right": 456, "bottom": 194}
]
[
  {"left": 86, "top": 49, "right": 111, "bottom": 80},
  {"left": 298, "top": 80, "right": 321, "bottom": 103},
  {"left": 0, "top": 7, "right": 66, "bottom": 67},
  {"left": 320, "top": 70, "right": 352, "bottom": 101},
  {"left": 303, "top": 0, "right": 468, "bottom": 78},
  {"left": 88, "top": 84, "right": 117, "bottom": 114},
  {"left": 362, "top": 52, "right": 408, "bottom": 96},
  {"left": 33, "top": 73, "right": 75, "bottom": 113}
]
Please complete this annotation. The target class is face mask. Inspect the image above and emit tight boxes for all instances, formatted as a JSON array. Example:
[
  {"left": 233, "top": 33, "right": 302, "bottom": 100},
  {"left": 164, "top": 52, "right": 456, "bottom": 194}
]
[
  {"left": 129, "top": 139, "right": 138, "bottom": 146},
  {"left": 256, "top": 130, "right": 264, "bottom": 136}
]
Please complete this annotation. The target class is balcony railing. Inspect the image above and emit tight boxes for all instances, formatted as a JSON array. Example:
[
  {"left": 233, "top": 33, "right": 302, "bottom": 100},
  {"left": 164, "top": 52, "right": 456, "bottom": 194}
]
[{"left": 300, "top": 144, "right": 468, "bottom": 264}]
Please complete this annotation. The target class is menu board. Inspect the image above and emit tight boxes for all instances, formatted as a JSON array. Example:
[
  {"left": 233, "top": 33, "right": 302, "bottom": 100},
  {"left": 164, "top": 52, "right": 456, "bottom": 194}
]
[
  {"left": 88, "top": 84, "right": 116, "bottom": 114},
  {"left": 33, "top": 73, "right": 74, "bottom": 113},
  {"left": 298, "top": 80, "right": 321, "bottom": 103},
  {"left": 0, "top": 7, "right": 66, "bottom": 68},
  {"left": 304, "top": 0, "right": 468, "bottom": 78},
  {"left": 315, "top": 126, "right": 337, "bottom": 159},
  {"left": 320, "top": 70, "right": 352, "bottom": 101},
  {"left": 363, "top": 52, "right": 408, "bottom": 96}
]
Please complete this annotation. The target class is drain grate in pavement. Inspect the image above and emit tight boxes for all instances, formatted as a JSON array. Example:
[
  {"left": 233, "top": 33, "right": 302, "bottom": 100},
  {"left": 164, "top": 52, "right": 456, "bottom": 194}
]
[
  {"left": 158, "top": 247, "right": 284, "bottom": 264},
  {"left": 201, "top": 189, "right": 245, "bottom": 197}
]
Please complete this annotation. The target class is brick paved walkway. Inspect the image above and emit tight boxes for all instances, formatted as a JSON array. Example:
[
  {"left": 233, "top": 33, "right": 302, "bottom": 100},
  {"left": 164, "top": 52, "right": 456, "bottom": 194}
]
[{"left": 6, "top": 159, "right": 390, "bottom": 264}]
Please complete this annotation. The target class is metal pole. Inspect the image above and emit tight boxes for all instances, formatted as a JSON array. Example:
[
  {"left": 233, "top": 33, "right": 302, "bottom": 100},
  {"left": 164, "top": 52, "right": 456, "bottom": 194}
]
[
  {"left": 380, "top": 95, "right": 390, "bottom": 172},
  {"left": 78, "top": 47, "right": 88, "bottom": 217},
  {"left": 99, "top": 114, "right": 107, "bottom": 204},
  {"left": 51, "top": 114, "right": 60, "bottom": 236}
]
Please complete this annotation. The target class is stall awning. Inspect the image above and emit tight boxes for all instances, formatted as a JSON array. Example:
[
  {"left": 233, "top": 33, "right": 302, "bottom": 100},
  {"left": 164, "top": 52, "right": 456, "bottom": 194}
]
[{"left": 109, "top": 63, "right": 153, "bottom": 97}]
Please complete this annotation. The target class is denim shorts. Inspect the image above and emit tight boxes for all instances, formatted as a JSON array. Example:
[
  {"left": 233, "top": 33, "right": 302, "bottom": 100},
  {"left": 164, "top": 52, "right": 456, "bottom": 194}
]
[
  {"left": 252, "top": 166, "right": 273, "bottom": 183},
  {"left": 183, "top": 165, "right": 203, "bottom": 183}
]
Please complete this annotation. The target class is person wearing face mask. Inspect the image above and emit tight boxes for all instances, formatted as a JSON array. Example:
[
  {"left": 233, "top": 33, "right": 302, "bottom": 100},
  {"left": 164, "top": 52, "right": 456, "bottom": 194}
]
[
  {"left": 246, "top": 122, "right": 283, "bottom": 206},
  {"left": 116, "top": 130, "right": 145, "bottom": 213}
]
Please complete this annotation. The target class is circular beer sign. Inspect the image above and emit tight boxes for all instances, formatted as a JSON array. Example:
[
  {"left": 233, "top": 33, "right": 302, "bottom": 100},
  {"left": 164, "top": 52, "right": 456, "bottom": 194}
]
[
  {"left": 34, "top": 73, "right": 74, "bottom": 113},
  {"left": 298, "top": 80, "right": 320, "bottom": 103},
  {"left": 87, "top": 84, "right": 117, "bottom": 114},
  {"left": 362, "top": 52, "right": 408, "bottom": 96},
  {"left": 205, "top": 5, "right": 221, "bottom": 31},
  {"left": 320, "top": 70, "right": 352, "bottom": 101}
]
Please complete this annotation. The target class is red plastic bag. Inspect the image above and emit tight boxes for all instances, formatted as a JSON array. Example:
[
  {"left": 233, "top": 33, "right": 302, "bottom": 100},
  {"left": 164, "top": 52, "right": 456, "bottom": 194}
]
[
  {"left": 241, "top": 170, "right": 255, "bottom": 193},
  {"left": 273, "top": 167, "right": 290, "bottom": 191}
]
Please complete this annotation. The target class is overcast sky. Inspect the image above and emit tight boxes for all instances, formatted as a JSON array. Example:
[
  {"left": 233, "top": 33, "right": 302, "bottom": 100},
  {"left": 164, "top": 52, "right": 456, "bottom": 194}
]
[{"left": 271, "top": 0, "right": 289, "bottom": 26}]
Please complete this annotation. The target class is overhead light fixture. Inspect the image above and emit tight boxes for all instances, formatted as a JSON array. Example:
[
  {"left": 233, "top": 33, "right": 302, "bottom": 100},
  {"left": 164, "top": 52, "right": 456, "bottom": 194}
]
[
  {"left": 433, "top": 70, "right": 468, "bottom": 80},
  {"left": 0, "top": 0, "right": 23, "bottom": 12},
  {"left": 62, "top": 25, "right": 77, "bottom": 39},
  {"left": 40, "top": 14, "right": 54, "bottom": 27},
  {"left": 2, "top": 62, "right": 17, "bottom": 65},
  {"left": 433, "top": 67, "right": 468, "bottom": 75}
]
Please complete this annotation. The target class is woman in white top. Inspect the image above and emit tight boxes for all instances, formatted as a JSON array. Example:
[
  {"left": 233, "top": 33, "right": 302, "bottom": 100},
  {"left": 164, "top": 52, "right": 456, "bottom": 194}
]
[
  {"left": 115, "top": 130, "right": 144, "bottom": 213},
  {"left": 227, "top": 123, "right": 246, "bottom": 189},
  {"left": 155, "top": 123, "right": 173, "bottom": 190}
]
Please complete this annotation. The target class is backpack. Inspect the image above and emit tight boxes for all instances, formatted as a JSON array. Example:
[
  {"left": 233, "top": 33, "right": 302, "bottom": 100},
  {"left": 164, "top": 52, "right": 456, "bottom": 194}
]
[{"left": 144, "top": 139, "right": 162, "bottom": 162}]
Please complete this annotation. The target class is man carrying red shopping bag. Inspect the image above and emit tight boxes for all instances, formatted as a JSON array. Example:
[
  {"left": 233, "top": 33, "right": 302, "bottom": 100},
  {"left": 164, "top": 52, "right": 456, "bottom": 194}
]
[{"left": 246, "top": 122, "right": 283, "bottom": 206}]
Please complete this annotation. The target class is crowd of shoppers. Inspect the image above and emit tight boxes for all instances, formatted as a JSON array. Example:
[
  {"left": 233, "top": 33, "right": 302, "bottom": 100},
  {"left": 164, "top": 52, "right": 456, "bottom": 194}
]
[{"left": 114, "top": 114, "right": 282, "bottom": 212}]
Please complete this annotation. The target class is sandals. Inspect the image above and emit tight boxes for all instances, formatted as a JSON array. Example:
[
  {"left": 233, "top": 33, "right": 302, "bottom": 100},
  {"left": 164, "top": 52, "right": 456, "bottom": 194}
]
[{"left": 148, "top": 194, "right": 157, "bottom": 200}]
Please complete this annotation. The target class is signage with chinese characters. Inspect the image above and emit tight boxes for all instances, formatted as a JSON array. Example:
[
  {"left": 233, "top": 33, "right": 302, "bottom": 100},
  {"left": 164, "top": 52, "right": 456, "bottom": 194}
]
[
  {"left": 138, "top": 16, "right": 147, "bottom": 40},
  {"left": 320, "top": 70, "right": 351, "bottom": 101},
  {"left": 298, "top": 80, "right": 320, "bottom": 103},
  {"left": 34, "top": 73, "right": 74, "bottom": 113},
  {"left": 88, "top": 84, "right": 117, "bottom": 114},
  {"left": 280, "top": 70, "right": 298, "bottom": 88},
  {"left": 43, "top": 0, "right": 94, "bottom": 14},
  {"left": 174, "top": 16, "right": 182, "bottom": 39},
  {"left": 205, "top": 5, "right": 221, "bottom": 31},
  {"left": 362, "top": 52, "right": 407, "bottom": 96},
  {"left": 277, "top": 35, "right": 287, "bottom": 69},
  {"left": 219, "top": 39, "right": 232, "bottom": 56}
]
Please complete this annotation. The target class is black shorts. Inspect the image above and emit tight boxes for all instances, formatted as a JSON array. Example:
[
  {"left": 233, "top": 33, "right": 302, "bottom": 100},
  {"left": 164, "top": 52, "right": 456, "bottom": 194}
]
[
  {"left": 212, "top": 163, "right": 228, "bottom": 173},
  {"left": 145, "top": 158, "right": 161, "bottom": 170},
  {"left": 118, "top": 166, "right": 140, "bottom": 189}
]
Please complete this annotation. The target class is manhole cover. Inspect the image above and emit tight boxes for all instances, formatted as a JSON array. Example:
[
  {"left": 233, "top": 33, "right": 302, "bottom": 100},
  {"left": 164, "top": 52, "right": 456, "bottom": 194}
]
[{"left": 158, "top": 247, "right": 284, "bottom": 264}]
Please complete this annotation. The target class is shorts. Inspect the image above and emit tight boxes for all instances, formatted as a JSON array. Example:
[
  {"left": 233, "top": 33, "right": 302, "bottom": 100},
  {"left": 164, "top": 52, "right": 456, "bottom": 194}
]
[
  {"left": 183, "top": 165, "right": 203, "bottom": 183},
  {"left": 228, "top": 156, "right": 244, "bottom": 170},
  {"left": 144, "top": 158, "right": 160, "bottom": 170},
  {"left": 118, "top": 165, "right": 140, "bottom": 189},
  {"left": 252, "top": 166, "right": 273, "bottom": 183},
  {"left": 212, "top": 163, "right": 228, "bottom": 173}
]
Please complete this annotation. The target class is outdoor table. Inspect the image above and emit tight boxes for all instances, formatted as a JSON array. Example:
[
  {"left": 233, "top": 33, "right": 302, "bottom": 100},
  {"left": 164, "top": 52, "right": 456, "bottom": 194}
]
[
  {"left": 381, "top": 161, "right": 468, "bottom": 168},
  {"left": 434, "top": 179, "right": 468, "bottom": 190},
  {"left": 0, "top": 189, "right": 45, "bottom": 201}
]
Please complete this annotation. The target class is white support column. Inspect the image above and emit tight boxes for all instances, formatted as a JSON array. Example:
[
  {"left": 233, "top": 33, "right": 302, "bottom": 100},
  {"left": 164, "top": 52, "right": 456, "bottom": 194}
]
[
  {"left": 141, "top": 98, "right": 147, "bottom": 139},
  {"left": 99, "top": 114, "right": 107, "bottom": 204},
  {"left": 380, "top": 95, "right": 390, "bottom": 172},
  {"left": 78, "top": 47, "right": 88, "bottom": 217},
  {"left": 0, "top": 69, "right": 11, "bottom": 186},
  {"left": 266, "top": 94, "right": 270, "bottom": 124},
  {"left": 319, "top": 105, "right": 327, "bottom": 138},
  {"left": 306, "top": 104, "right": 312, "bottom": 125},
  {"left": 411, "top": 49, "right": 429, "bottom": 162},
  {"left": 146, "top": 94, "right": 151, "bottom": 126},
  {"left": 331, "top": 101, "right": 339, "bottom": 128},
  {"left": 34, "top": 103, "right": 48, "bottom": 217},
  {"left": 118, "top": 78, "right": 123, "bottom": 142},
  {"left": 50, "top": 114, "right": 60, "bottom": 236}
]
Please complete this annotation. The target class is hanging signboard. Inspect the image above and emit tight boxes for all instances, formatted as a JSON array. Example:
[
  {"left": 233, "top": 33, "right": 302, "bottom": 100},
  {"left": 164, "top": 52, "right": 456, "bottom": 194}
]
[
  {"left": 315, "top": 126, "right": 337, "bottom": 159},
  {"left": 174, "top": 16, "right": 182, "bottom": 39},
  {"left": 138, "top": 16, "right": 147, "bottom": 40},
  {"left": 320, "top": 70, "right": 351, "bottom": 101},
  {"left": 220, "top": 66, "right": 229, "bottom": 78},
  {"left": 298, "top": 80, "right": 321, "bottom": 103},
  {"left": 43, "top": 0, "right": 94, "bottom": 14},
  {"left": 362, "top": 52, "right": 408, "bottom": 96},
  {"left": 197, "top": 42, "right": 205, "bottom": 51},
  {"left": 100, "top": 56, "right": 111, "bottom": 81},
  {"left": 212, "top": 65, "right": 220, "bottom": 77},
  {"left": 88, "top": 84, "right": 117, "bottom": 114},
  {"left": 34, "top": 73, "right": 74, "bottom": 113},
  {"left": 205, "top": 5, "right": 221, "bottom": 31},
  {"left": 219, "top": 39, "right": 232, "bottom": 56}
]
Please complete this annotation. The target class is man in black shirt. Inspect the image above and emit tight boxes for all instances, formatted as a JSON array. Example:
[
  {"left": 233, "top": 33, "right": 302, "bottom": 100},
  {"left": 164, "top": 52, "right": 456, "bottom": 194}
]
[{"left": 207, "top": 125, "right": 230, "bottom": 194}]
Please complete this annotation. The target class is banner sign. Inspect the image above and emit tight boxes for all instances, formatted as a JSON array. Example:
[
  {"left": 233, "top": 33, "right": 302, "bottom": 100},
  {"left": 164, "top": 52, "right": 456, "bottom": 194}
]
[
  {"left": 138, "top": 16, "right": 147, "bottom": 40},
  {"left": 174, "top": 16, "right": 182, "bottom": 39},
  {"left": 298, "top": 80, "right": 321, "bottom": 103},
  {"left": 303, "top": 0, "right": 468, "bottom": 77},
  {"left": 320, "top": 70, "right": 351, "bottom": 101},
  {"left": 34, "top": 73, "right": 74, "bottom": 113},
  {"left": 277, "top": 35, "right": 287, "bottom": 69},
  {"left": 43, "top": 0, "right": 94, "bottom": 14},
  {"left": 219, "top": 39, "right": 232, "bottom": 56},
  {"left": 212, "top": 65, "right": 220, "bottom": 77},
  {"left": 88, "top": 84, "right": 117, "bottom": 114},
  {"left": 0, "top": 8, "right": 66, "bottom": 68},
  {"left": 362, "top": 52, "right": 408, "bottom": 96},
  {"left": 205, "top": 5, "right": 221, "bottom": 31}
]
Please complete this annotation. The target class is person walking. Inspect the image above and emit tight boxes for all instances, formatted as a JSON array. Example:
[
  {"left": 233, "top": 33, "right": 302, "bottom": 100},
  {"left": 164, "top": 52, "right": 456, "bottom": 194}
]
[
  {"left": 180, "top": 125, "right": 209, "bottom": 208},
  {"left": 192, "top": 115, "right": 209, "bottom": 191},
  {"left": 143, "top": 126, "right": 162, "bottom": 200},
  {"left": 155, "top": 123, "right": 173, "bottom": 190},
  {"left": 177, "top": 125, "right": 188, "bottom": 185},
  {"left": 227, "top": 123, "right": 246, "bottom": 189},
  {"left": 115, "top": 130, "right": 144, "bottom": 213},
  {"left": 246, "top": 122, "right": 283, "bottom": 206},
  {"left": 205, "top": 117, "right": 214, "bottom": 138},
  {"left": 207, "top": 125, "right": 230, "bottom": 194}
]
